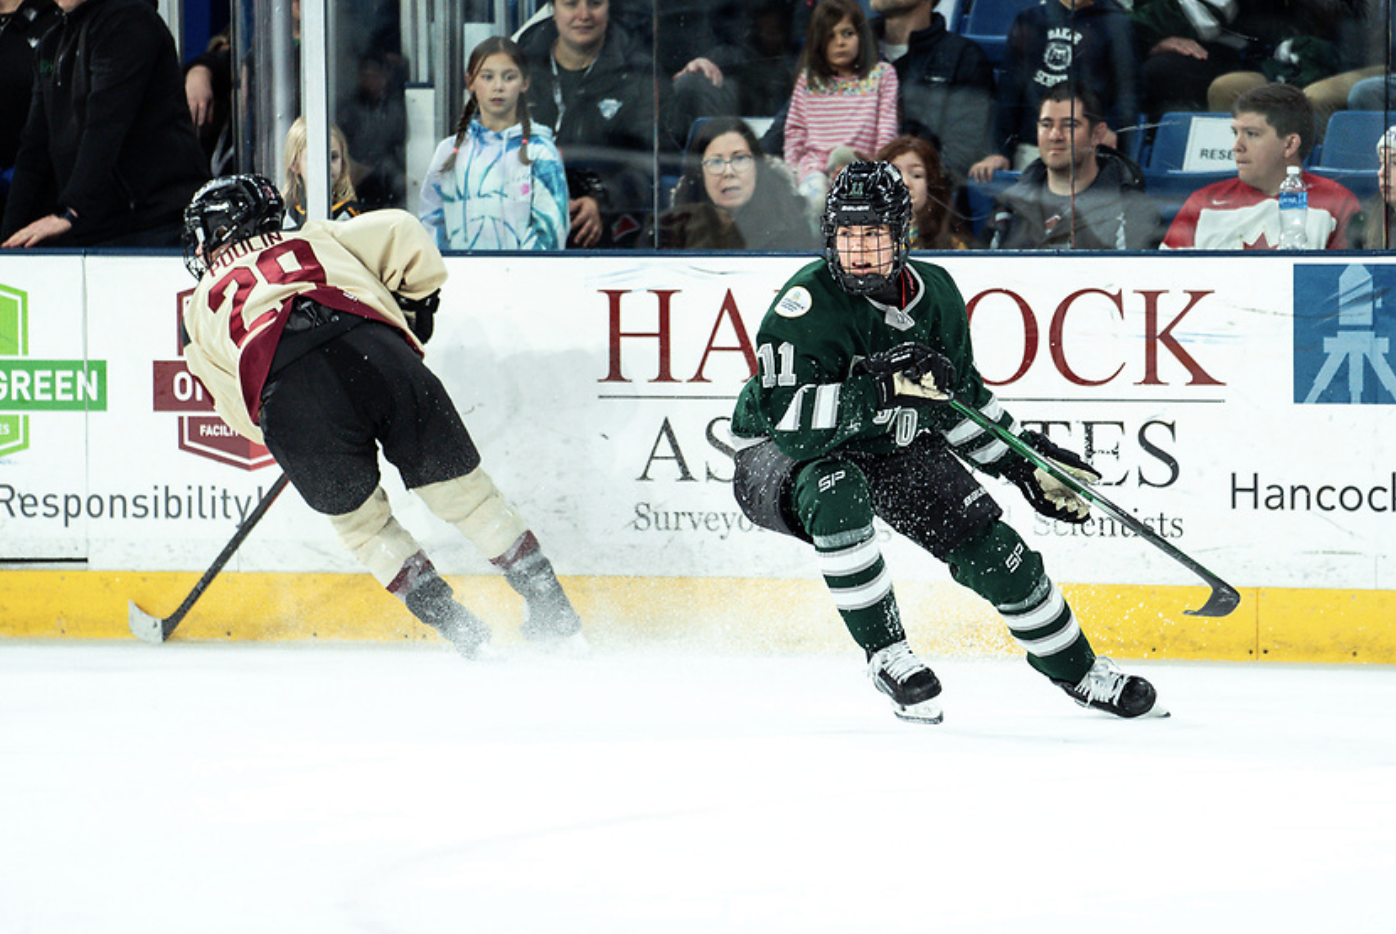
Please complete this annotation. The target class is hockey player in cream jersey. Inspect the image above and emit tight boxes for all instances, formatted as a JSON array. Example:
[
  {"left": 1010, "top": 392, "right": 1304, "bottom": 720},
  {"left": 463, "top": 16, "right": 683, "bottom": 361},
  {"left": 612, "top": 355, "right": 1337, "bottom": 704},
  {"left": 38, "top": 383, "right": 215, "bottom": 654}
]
[
  {"left": 731, "top": 161, "right": 1163, "bottom": 723},
  {"left": 180, "top": 174, "right": 582, "bottom": 655}
]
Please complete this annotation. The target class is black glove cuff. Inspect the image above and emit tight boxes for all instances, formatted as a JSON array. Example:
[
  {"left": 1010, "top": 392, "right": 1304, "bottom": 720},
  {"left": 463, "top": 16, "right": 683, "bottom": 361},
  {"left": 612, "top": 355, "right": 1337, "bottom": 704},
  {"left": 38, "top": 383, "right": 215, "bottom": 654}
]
[{"left": 396, "top": 290, "right": 440, "bottom": 344}]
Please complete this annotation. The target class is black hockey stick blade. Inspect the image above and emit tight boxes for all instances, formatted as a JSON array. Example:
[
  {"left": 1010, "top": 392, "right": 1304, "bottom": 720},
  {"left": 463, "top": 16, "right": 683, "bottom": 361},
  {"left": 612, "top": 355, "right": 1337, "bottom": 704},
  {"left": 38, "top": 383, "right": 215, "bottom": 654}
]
[
  {"left": 948, "top": 399, "right": 1241, "bottom": 618},
  {"left": 128, "top": 473, "right": 292, "bottom": 643}
]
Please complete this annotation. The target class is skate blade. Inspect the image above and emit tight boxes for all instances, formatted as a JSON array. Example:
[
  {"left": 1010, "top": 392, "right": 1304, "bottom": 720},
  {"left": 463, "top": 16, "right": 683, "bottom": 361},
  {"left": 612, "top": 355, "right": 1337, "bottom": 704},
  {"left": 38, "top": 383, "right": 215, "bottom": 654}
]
[{"left": 892, "top": 698, "right": 944, "bottom": 724}]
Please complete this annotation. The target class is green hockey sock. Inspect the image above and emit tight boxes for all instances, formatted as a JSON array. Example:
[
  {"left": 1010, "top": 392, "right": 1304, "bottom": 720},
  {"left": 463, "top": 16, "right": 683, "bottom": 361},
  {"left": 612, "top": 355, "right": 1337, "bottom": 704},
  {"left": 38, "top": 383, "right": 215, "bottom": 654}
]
[
  {"left": 946, "top": 521, "right": 1095, "bottom": 683},
  {"left": 814, "top": 524, "right": 904, "bottom": 655}
]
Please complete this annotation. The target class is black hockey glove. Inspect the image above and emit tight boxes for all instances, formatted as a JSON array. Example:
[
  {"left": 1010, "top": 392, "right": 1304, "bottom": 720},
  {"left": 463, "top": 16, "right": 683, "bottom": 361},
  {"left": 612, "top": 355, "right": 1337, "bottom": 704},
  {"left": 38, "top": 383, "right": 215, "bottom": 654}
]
[
  {"left": 853, "top": 342, "right": 956, "bottom": 409},
  {"left": 396, "top": 289, "right": 439, "bottom": 344},
  {"left": 999, "top": 431, "right": 1102, "bottom": 524}
]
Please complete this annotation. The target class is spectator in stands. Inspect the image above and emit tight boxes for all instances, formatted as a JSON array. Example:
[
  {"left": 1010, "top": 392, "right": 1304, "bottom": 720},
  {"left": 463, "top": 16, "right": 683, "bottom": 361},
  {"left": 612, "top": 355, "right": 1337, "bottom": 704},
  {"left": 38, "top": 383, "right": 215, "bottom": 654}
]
[
  {"left": 1130, "top": 0, "right": 1253, "bottom": 121},
  {"left": 336, "top": 47, "right": 409, "bottom": 211},
  {"left": 968, "top": 0, "right": 1142, "bottom": 183},
  {"left": 1344, "top": 24, "right": 1396, "bottom": 113},
  {"left": 985, "top": 83, "right": 1162, "bottom": 250},
  {"left": 870, "top": 0, "right": 996, "bottom": 181},
  {"left": 184, "top": 27, "right": 234, "bottom": 176},
  {"left": 1199, "top": 1, "right": 1358, "bottom": 127},
  {"left": 785, "top": 0, "right": 900, "bottom": 209},
  {"left": 518, "top": 0, "right": 656, "bottom": 248},
  {"left": 877, "top": 134, "right": 977, "bottom": 249},
  {"left": 0, "top": 0, "right": 60, "bottom": 221},
  {"left": 1348, "top": 72, "right": 1396, "bottom": 110},
  {"left": 650, "top": 116, "right": 816, "bottom": 250},
  {"left": 1, "top": 0, "right": 208, "bottom": 248},
  {"left": 418, "top": 36, "right": 570, "bottom": 251},
  {"left": 663, "top": 2, "right": 802, "bottom": 151},
  {"left": 1163, "top": 83, "right": 1360, "bottom": 249},
  {"left": 281, "top": 117, "right": 362, "bottom": 229},
  {"left": 1291, "top": 1, "right": 1385, "bottom": 135},
  {"left": 1350, "top": 124, "right": 1396, "bottom": 249}
]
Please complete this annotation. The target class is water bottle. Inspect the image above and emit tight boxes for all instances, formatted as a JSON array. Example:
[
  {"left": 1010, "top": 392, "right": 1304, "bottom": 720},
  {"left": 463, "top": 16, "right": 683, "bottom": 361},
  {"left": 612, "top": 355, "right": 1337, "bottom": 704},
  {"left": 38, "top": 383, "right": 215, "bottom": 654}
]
[{"left": 1277, "top": 166, "right": 1308, "bottom": 250}]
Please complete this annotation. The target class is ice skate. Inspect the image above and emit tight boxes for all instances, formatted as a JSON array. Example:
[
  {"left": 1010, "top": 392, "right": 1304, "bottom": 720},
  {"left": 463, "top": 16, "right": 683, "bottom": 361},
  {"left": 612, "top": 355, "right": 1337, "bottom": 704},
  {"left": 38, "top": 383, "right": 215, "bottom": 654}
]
[
  {"left": 519, "top": 584, "right": 585, "bottom": 646},
  {"left": 403, "top": 575, "right": 494, "bottom": 659},
  {"left": 434, "top": 604, "right": 494, "bottom": 660},
  {"left": 1053, "top": 657, "right": 1167, "bottom": 719},
  {"left": 501, "top": 546, "right": 587, "bottom": 651},
  {"left": 867, "top": 640, "right": 943, "bottom": 724}
]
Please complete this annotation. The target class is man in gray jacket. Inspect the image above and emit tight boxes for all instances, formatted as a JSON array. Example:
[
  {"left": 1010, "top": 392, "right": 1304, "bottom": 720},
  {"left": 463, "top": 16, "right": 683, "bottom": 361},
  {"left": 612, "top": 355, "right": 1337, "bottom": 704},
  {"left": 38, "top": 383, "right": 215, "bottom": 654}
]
[{"left": 987, "top": 83, "right": 1163, "bottom": 250}]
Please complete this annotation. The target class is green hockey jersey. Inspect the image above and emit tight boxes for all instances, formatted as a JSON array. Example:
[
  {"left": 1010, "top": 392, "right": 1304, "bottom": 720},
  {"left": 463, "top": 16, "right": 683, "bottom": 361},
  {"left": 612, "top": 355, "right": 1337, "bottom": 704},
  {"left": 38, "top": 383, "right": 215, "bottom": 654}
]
[{"left": 730, "top": 258, "right": 1021, "bottom": 472}]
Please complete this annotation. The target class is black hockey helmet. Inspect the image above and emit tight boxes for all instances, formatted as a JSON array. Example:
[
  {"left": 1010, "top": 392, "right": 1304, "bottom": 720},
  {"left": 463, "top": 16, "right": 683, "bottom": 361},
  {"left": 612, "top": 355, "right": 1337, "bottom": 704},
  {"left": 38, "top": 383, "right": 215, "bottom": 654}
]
[
  {"left": 182, "top": 174, "right": 285, "bottom": 278},
  {"left": 821, "top": 161, "right": 913, "bottom": 296}
]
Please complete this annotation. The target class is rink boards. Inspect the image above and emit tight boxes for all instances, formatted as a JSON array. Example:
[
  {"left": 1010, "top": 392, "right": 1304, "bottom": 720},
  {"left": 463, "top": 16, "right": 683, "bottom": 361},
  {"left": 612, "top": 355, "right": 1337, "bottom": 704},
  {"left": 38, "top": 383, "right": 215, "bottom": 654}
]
[{"left": 1, "top": 250, "right": 1394, "bottom": 662}]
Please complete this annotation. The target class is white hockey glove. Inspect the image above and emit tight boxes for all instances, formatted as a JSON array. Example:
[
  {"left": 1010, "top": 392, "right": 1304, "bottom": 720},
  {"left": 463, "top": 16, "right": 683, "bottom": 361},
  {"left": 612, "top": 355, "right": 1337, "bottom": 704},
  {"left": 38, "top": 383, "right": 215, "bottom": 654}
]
[
  {"left": 853, "top": 342, "right": 956, "bottom": 409},
  {"left": 1001, "top": 431, "right": 1101, "bottom": 524}
]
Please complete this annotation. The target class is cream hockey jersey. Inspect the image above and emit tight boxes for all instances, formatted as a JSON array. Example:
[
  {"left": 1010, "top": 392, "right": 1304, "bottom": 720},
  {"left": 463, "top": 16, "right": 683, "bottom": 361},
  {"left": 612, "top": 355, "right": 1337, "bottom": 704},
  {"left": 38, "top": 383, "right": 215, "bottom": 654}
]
[{"left": 183, "top": 209, "right": 448, "bottom": 443}]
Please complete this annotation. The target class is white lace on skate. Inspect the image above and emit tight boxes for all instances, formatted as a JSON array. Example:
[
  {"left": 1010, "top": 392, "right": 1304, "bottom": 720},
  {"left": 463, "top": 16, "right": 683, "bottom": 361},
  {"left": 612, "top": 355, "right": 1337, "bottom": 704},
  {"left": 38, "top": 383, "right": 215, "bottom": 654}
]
[
  {"left": 1075, "top": 657, "right": 1128, "bottom": 707},
  {"left": 868, "top": 642, "right": 943, "bottom": 724},
  {"left": 1062, "top": 657, "right": 1168, "bottom": 718},
  {"left": 872, "top": 641, "right": 927, "bottom": 682}
]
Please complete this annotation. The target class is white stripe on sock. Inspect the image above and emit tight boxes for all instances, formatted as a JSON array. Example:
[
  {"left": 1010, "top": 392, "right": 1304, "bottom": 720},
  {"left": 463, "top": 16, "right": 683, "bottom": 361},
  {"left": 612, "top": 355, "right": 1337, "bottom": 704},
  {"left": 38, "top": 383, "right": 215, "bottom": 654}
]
[
  {"left": 1010, "top": 613, "right": 1082, "bottom": 656},
  {"left": 828, "top": 566, "right": 893, "bottom": 610},
  {"left": 817, "top": 537, "right": 881, "bottom": 577}
]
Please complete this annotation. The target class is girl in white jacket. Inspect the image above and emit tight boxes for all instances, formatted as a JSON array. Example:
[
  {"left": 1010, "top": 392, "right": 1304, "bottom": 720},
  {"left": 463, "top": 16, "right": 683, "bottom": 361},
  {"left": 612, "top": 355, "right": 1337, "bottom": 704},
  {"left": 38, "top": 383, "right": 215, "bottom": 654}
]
[{"left": 419, "top": 36, "right": 570, "bottom": 250}]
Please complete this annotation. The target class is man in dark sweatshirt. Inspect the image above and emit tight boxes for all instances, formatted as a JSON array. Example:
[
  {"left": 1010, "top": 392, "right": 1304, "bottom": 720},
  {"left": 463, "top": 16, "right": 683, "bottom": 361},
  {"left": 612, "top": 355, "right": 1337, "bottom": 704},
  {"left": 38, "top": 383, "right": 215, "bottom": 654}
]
[
  {"left": 871, "top": 0, "right": 997, "bottom": 181},
  {"left": 1, "top": 0, "right": 208, "bottom": 248},
  {"left": 969, "top": 0, "right": 1143, "bottom": 182}
]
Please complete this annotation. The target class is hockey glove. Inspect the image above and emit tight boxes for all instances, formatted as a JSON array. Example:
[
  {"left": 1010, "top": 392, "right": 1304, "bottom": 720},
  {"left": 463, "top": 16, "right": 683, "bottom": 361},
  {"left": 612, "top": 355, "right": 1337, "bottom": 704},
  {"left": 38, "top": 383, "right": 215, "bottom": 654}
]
[
  {"left": 396, "top": 289, "right": 439, "bottom": 344},
  {"left": 1000, "top": 431, "right": 1102, "bottom": 524},
  {"left": 853, "top": 342, "right": 956, "bottom": 409}
]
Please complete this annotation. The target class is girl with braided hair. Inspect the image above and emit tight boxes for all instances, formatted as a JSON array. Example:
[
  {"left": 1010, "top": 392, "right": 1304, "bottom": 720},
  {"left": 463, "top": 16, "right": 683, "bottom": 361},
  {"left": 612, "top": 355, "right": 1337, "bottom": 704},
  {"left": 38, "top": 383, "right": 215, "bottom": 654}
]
[{"left": 418, "top": 36, "right": 570, "bottom": 250}]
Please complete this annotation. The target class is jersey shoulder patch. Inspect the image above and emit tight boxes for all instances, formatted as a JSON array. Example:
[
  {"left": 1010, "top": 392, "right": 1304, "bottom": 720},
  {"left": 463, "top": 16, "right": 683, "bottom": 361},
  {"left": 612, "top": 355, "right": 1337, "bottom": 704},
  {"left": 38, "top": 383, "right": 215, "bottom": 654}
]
[{"left": 774, "top": 285, "right": 813, "bottom": 318}]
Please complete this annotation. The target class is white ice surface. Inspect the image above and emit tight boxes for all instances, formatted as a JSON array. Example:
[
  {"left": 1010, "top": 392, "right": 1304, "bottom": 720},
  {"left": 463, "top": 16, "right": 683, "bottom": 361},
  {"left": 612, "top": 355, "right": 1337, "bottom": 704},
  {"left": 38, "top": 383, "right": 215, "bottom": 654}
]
[{"left": 1, "top": 641, "right": 1393, "bottom": 933}]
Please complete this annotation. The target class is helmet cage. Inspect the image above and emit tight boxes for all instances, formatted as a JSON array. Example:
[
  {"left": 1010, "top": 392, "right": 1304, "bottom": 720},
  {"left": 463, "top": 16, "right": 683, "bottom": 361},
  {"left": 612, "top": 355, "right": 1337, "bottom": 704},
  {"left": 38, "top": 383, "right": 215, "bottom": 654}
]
[
  {"left": 182, "top": 174, "right": 285, "bottom": 278},
  {"left": 821, "top": 161, "right": 913, "bottom": 296}
]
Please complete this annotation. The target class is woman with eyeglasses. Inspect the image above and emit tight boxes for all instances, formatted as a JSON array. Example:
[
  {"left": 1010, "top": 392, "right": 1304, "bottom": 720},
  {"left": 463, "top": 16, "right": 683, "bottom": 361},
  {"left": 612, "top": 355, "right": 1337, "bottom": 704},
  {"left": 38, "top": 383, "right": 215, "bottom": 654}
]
[{"left": 650, "top": 117, "right": 818, "bottom": 251}]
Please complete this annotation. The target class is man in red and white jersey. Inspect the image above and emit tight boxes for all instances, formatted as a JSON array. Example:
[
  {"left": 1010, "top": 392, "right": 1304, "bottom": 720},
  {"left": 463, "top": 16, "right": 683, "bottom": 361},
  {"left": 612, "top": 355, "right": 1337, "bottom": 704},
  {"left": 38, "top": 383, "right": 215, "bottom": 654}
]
[
  {"left": 180, "top": 174, "right": 584, "bottom": 657},
  {"left": 1162, "top": 83, "right": 1359, "bottom": 250}
]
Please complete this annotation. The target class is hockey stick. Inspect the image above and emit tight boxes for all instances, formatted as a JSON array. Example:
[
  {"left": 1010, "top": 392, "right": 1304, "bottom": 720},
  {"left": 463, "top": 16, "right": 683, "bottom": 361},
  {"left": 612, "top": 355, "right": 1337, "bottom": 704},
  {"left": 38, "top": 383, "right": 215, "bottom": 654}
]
[
  {"left": 128, "top": 473, "right": 292, "bottom": 643},
  {"left": 950, "top": 399, "right": 1241, "bottom": 617}
]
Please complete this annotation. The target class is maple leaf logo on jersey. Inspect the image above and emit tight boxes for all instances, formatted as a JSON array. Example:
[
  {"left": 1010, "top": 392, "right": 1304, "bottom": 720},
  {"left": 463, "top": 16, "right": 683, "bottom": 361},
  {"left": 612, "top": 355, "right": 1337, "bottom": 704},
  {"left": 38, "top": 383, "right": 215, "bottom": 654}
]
[{"left": 1243, "top": 232, "right": 1273, "bottom": 250}]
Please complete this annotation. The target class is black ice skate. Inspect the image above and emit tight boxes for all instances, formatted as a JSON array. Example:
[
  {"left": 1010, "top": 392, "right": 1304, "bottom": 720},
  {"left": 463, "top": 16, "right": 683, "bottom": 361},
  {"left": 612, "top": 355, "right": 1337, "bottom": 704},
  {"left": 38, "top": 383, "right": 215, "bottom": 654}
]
[
  {"left": 519, "top": 582, "right": 585, "bottom": 644},
  {"left": 1053, "top": 657, "right": 1167, "bottom": 719},
  {"left": 501, "top": 547, "right": 587, "bottom": 651},
  {"left": 404, "top": 573, "right": 493, "bottom": 659},
  {"left": 434, "top": 604, "right": 494, "bottom": 660},
  {"left": 867, "top": 640, "right": 943, "bottom": 724}
]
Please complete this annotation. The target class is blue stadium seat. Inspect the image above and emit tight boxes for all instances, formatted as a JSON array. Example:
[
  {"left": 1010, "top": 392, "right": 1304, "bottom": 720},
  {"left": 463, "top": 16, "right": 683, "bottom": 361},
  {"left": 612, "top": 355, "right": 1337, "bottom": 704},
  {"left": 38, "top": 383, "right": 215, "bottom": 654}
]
[
  {"left": 1143, "top": 112, "right": 1232, "bottom": 173},
  {"left": 1317, "top": 111, "right": 1389, "bottom": 171},
  {"left": 961, "top": 170, "right": 1018, "bottom": 237},
  {"left": 958, "top": 0, "right": 1036, "bottom": 66},
  {"left": 1304, "top": 112, "right": 1388, "bottom": 204},
  {"left": 1137, "top": 112, "right": 1235, "bottom": 226}
]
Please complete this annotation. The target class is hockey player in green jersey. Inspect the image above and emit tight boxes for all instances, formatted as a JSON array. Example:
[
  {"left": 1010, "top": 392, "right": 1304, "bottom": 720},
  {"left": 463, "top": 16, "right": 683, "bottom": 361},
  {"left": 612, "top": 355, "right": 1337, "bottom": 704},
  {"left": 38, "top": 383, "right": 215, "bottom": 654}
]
[{"left": 730, "top": 161, "right": 1164, "bottom": 723}]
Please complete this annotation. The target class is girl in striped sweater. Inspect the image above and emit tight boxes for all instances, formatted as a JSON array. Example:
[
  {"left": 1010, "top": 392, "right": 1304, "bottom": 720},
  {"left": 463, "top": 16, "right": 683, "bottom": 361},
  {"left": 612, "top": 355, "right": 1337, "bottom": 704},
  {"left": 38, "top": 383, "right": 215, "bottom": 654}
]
[{"left": 783, "top": 0, "right": 900, "bottom": 210}]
